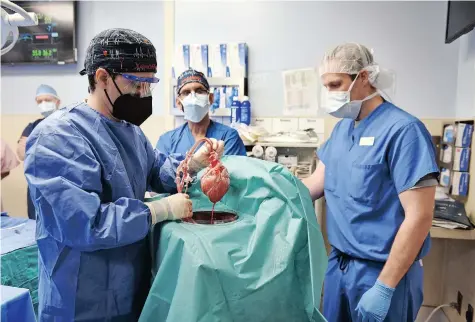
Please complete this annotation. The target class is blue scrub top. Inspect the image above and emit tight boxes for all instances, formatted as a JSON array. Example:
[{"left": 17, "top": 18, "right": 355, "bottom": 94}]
[
  {"left": 156, "top": 120, "right": 247, "bottom": 157},
  {"left": 24, "top": 102, "right": 183, "bottom": 321},
  {"left": 20, "top": 118, "right": 44, "bottom": 220},
  {"left": 318, "top": 102, "right": 439, "bottom": 262},
  {"left": 21, "top": 119, "right": 44, "bottom": 138}
]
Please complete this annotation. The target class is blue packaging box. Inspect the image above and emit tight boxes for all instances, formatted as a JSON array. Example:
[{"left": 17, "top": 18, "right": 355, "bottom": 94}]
[
  {"left": 453, "top": 147, "right": 471, "bottom": 171},
  {"left": 455, "top": 123, "right": 473, "bottom": 148},
  {"left": 451, "top": 171, "right": 469, "bottom": 196}
]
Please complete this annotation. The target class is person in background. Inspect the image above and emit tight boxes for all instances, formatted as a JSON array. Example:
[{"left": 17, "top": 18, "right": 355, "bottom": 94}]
[
  {"left": 157, "top": 68, "right": 246, "bottom": 157},
  {"left": 17, "top": 84, "right": 61, "bottom": 219},
  {"left": 302, "top": 43, "right": 438, "bottom": 322},
  {"left": 17, "top": 84, "right": 61, "bottom": 160},
  {"left": 1, "top": 139, "right": 20, "bottom": 211},
  {"left": 24, "top": 28, "right": 223, "bottom": 322},
  {"left": 1, "top": 139, "right": 19, "bottom": 180}
]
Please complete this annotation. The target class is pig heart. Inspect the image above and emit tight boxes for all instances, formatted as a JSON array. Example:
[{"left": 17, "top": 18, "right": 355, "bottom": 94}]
[{"left": 201, "top": 162, "right": 230, "bottom": 204}]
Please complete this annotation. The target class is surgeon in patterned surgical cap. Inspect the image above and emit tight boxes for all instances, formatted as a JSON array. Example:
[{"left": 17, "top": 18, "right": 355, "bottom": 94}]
[
  {"left": 156, "top": 68, "right": 246, "bottom": 163},
  {"left": 23, "top": 28, "right": 224, "bottom": 322}
]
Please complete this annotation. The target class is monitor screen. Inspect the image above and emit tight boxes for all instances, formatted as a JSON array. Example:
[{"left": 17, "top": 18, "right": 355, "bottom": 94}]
[
  {"left": 445, "top": 1, "right": 475, "bottom": 44},
  {"left": 2, "top": 1, "right": 76, "bottom": 65}
]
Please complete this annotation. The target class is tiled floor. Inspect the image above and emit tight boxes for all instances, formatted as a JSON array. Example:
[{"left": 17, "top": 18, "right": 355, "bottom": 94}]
[{"left": 415, "top": 306, "right": 450, "bottom": 322}]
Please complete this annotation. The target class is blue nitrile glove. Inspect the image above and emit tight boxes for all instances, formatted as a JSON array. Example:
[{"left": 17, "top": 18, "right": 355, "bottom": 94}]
[{"left": 355, "top": 279, "right": 395, "bottom": 322}]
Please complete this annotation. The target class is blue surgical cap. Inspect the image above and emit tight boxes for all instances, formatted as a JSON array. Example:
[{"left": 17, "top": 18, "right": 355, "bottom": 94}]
[
  {"left": 36, "top": 84, "right": 59, "bottom": 99},
  {"left": 176, "top": 68, "right": 209, "bottom": 94}
]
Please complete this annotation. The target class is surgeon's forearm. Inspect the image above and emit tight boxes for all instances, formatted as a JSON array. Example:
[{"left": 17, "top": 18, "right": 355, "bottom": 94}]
[
  {"left": 378, "top": 214, "right": 432, "bottom": 288},
  {"left": 17, "top": 145, "right": 26, "bottom": 161},
  {"left": 302, "top": 161, "right": 325, "bottom": 201},
  {"left": 17, "top": 137, "right": 28, "bottom": 161},
  {"left": 302, "top": 177, "right": 323, "bottom": 200}
]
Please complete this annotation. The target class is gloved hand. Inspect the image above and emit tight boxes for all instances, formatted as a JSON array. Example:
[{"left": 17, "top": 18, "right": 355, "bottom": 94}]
[
  {"left": 355, "top": 280, "right": 395, "bottom": 322},
  {"left": 188, "top": 138, "right": 224, "bottom": 173},
  {"left": 145, "top": 193, "right": 193, "bottom": 224}
]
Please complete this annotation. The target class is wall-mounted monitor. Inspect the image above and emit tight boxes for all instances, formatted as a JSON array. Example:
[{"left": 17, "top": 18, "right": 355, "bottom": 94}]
[
  {"left": 1, "top": 1, "right": 77, "bottom": 65},
  {"left": 445, "top": 1, "right": 475, "bottom": 44}
]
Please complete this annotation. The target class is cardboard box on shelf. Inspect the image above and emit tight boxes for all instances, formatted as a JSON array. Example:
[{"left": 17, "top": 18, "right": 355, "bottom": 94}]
[
  {"left": 451, "top": 171, "right": 469, "bottom": 196},
  {"left": 209, "top": 44, "right": 227, "bottom": 78},
  {"left": 455, "top": 122, "right": 473, "bottom": 148},
  {"left": 227, "top": 43, "right": 248, "bottom": 78},
  {"left": 189, "top": 44, "right": 209, "bottom": 76},
  {"left": 172, "top": 44, "right": 190, "bottom": 79},
  {"left": 453, "top": 147, "right": 471, "bottom": 171}
]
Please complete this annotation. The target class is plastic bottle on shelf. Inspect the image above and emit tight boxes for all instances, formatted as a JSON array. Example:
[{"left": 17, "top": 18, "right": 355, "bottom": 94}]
[
  {"left": 240, "top": 96, "right": 251, "bottom": 125},
  {"left": 230, "top": 96, "right": 241, "bottom": 124}
]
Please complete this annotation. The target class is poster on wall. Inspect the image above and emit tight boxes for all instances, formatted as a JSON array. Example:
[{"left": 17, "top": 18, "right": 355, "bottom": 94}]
[{"left": 282, "top": 68, "right": 319, "bottom": 117}]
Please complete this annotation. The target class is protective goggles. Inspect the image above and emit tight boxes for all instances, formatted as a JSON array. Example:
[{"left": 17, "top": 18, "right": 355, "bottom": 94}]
[{"left": 112, "top": 71, "right": 160, "bottom": 98}]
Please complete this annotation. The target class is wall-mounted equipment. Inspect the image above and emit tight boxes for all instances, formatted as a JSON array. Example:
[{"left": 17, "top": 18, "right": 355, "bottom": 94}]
[
  {"left": 445, "top": 1, "right": 475, "bottom": 44},
  {"left": 2, "top": 1, "right": 76, "bottom": 65},
  {"left": 1, "top": 0, "right": 38, "bottom": 55}
]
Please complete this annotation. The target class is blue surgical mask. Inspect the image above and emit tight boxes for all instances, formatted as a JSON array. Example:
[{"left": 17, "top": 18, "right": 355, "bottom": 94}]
[{"left": 180, "top": 93, "right": 210, "bottom": 123}]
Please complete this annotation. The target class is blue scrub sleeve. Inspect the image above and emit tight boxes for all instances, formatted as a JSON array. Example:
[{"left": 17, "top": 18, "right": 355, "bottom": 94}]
[
  {"left": 156, "top": 133, "right": 170, "bottom": 155},
  {"left": 145, "top": 137, "right": 185, "bottom": 193},
  {"left": 317, "top": 120, "right": 341, "bottom": 165},
  {"left": 21, "top": 123, "right": 35, "bottom": 138},
  {"left": 387, "top": 121, "right": 439, "bottom": 194},
  {"left": 316, "top": 140, "right": 330, "bottom": 165},
  {"left": 24, "top": 128, "right": 152, "bottom": 252},
  {"left": 224, "top": 130, "right": 247, "bottom": 156}
]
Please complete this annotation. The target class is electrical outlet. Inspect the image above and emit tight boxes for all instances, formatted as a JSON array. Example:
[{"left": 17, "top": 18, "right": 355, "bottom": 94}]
[{"left": 457, "top": 291, "right": 463, "bottom": 315}]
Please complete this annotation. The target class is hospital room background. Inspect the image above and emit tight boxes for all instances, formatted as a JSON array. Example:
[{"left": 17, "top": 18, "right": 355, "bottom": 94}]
[{"left": 1, "top": 1, "right": 475, "bottom": 322}]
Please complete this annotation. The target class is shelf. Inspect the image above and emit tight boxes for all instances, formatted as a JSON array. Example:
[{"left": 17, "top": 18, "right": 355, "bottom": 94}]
[
  {"left": 211, "top": 109, "right": 232, "bottom": 117},
  {"left": 430, "top": 227, "right": 475, "bottom": 240},
  {"left": 171, "top": 77, "right": 247, "bottom": 87},
  {"left": 244, "top": 141, "right": 320, "bottom": 148},
  {"left": 447, "top": 194, "right": 468, "bottom": 203},
  {"left": 438, "top": 161, "right": 453, "bottom": 169},
  {"left": 171, "top": 108, "right": 231, "bottom": 117},
  {"left": 440, "top": 141, "right": 456, "bottom": 146}
]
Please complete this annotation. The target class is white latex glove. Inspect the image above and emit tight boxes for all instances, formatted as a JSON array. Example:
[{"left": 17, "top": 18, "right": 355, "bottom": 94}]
[
  {"left": 189, "top": 138, "right": 224, "bottom": 172},
  {"left": 145, "top": 193, "right": 193, "bottom": 224}
]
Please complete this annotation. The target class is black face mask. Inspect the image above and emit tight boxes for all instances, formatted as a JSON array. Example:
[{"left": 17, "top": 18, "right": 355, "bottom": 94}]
[{"left": 104, "top": 78, "right": 152, "bottom": 126}]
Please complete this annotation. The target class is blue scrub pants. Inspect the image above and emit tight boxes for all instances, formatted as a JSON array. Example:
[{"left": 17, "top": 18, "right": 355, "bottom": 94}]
[{"left": 323, "top": 248, "right": 423, "bottom": 322}]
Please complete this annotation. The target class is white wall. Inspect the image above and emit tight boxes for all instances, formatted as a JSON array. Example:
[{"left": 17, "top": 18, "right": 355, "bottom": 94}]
[
  {"left": 1, "top": 1, "right": 166, "bottom": 115},
  {"left": 454, "top": 31, "right": 475, "bottom": 118},
  {"left": 0, "top": 1, "right": 464, "bottom": 119},
  {"left": 175, "top": 1, "right": 460, "bottom": 118}
]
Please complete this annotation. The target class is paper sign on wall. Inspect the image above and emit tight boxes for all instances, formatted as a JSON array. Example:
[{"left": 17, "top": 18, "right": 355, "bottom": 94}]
[{"left": 282, "top": 68, "right": 319, "bottom": 117}]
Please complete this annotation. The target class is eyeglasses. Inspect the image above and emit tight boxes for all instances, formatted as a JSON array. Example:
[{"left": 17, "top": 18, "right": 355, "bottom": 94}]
[
  {"left": 178, "top": 88, "right": 209, "bottom": 98},
  {"left": 109, "top": 70, "right": 160, "bottom": 98}
]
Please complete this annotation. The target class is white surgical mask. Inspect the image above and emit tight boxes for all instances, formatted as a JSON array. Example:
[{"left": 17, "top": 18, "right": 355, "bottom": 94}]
[
  {"left": 180, "top": 93, "right": 210, "bottom": 123},
  {"left": 321, "top": 74, "right": 378, "bottom": 120},
  {"left": 38, "top": 101, "right": 56, "bottom": 117}
]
